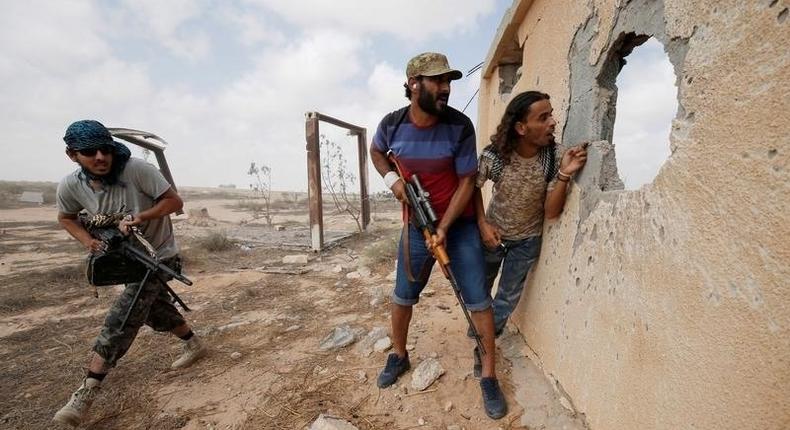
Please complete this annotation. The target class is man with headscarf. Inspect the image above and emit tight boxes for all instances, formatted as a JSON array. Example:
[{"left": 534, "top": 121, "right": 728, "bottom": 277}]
[{"left": 52, "top": 120, "right": 207, "bottom": 427}]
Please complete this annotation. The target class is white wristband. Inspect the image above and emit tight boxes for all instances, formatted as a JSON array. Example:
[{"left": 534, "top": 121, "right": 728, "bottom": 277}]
[
  {"left": 383, "top": 171, "right": 401, "bottom": 189},
  {"left": 558, "top": 169, "right": 573, "bottom": 178}
]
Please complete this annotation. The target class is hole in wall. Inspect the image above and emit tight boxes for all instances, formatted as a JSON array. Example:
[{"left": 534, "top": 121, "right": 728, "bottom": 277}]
[
  {"left": 606, "top": 36, "right": 678, "bottom": 190},
  {"left": 495, "top": 35, "right": 524, "bottom": 97}
]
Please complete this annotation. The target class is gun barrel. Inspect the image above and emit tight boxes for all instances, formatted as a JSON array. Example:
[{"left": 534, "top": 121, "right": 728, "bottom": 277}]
[{"left": 121, "top": 243, "right": 193, "bottom": 286}]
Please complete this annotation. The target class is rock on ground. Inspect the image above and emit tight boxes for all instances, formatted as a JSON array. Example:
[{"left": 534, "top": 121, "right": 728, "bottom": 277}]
[
  {"left": 354, "top": 326, "right": 389, "bottom": 356},
  {"left": 319, "top": 325, "right": 357, "bottom": 351},
  {"left": 282, "top": 254, "right": 309, "bottom": 264},
  {"left": 411, "top": 357, "right": 445, "bottom": 391},
  {"left": 309, "top": 414, "right": 359, "bottom": 430},
  {"left": 373, "top": 337, "right": 392, "bottom": 352}
]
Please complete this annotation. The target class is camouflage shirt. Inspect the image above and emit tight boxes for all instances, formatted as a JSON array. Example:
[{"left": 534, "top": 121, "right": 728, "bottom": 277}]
[{"left": 476, "top": 146, "right": 557, "bottom": 240}]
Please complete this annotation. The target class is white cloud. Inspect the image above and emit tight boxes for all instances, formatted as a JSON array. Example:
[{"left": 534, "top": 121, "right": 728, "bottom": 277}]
[
  {"left": 0, "top": 1, "right": 504, "bottom": 191},
  {"left": 117, "top": 0, "right": 211, "bottom": 61},
  {"left": 243, "top": 0, "right": 496, "bottom": 41},
  {"left": 220, "top": 7, "right": 287, "bottom": 47},
  {"left": 0, "top": 1, "right": 111, "bottom": 73}
]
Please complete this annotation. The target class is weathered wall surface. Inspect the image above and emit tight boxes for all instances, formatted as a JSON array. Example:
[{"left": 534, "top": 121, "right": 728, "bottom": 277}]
[{"left": 478, "top": 1, "right": 789, "bottom": 429}]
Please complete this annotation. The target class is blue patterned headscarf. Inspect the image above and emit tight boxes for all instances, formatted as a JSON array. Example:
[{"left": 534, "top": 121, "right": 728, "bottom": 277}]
[{"left": 63, "top": 120, "right": 131, "bottom": 185}]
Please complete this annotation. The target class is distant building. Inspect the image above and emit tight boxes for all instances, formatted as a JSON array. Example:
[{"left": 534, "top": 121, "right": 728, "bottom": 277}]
[{"left": 19, "top": 191, "right": 44, "bottom": 204}]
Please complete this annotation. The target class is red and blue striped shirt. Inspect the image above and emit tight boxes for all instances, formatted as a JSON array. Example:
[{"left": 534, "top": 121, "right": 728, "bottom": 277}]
[{"left": 373, "top": 106, "right": 478, "bottom": 220}]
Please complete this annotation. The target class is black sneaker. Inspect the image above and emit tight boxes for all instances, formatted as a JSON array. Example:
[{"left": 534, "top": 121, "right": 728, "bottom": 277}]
[
  {"left": 376, "top": 352, "right": 410, "bottom": 388},
  {"left": 480, "top": 377, "right": 507, "bottom": 419},
  {"left": 473, "top": 346, "right": 482, "bottom": 379}
]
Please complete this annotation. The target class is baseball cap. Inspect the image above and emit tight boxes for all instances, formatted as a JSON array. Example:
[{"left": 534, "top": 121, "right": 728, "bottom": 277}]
[{"left": 406, "top": 52, "right": 463, "bottom": 80}]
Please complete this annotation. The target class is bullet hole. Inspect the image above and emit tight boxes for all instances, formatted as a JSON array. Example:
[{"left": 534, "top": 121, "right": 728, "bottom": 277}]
[
  {"left": 566, "top": 299, "right": 571, "bottom": 305},
  {"left": 769, "top": 0, "right": 779, "bottom": 7},
  {"left": 767, "top": 149, "right": 777, "bottom": 158},
  {"left": 590, "top": 225, "right": 598, "bottom": 241},
  {"left": 659, "top": 225, "right": 665, "bottom": 239},
  {"left": 587, "top": 255, "right": 593, "bottom": 265},
  {"left": 608, "top": 231, "right": 614, "bottom": 241},
  {"left": 686, "top": 75, "right": 694, "bottom": 84},
  {"left": 575, "top": 277, "right": 581, "bottom": 286},
  {"left": 645, "top": 323, "right": 649, "bottom": 331},
  {"left": 686, "top": 111, "right": 695, "bottom": 121},
  {"left": 779, "top": 7, "right": 788, "bottom": 23}
]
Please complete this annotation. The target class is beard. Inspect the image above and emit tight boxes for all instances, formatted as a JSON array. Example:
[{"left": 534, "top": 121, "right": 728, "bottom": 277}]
[{"left": 417, "top": 88, "right": 449, "bottom": 116}]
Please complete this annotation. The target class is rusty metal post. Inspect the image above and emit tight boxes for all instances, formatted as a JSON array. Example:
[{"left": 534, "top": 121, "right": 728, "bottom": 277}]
[
  {"left": 305, "top": 113, "right": 323, "bottom": 251},
  {"left": 357, "top": 130, "right": 370, "bottom": 230}
]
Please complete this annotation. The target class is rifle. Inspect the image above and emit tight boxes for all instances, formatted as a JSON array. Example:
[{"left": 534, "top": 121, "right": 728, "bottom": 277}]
[
  {"left": 388, "top": 152, "right": 486, "bottom": 356},
  {"left": 82, "top": 215, "right": 192, "bottom": 331}
]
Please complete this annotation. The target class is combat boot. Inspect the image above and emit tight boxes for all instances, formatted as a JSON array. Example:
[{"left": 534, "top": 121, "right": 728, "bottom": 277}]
[
  {"left": 171, "top": 335, "right": 207, "bottom": 369},
  {"left": 53, "top": 378, "right": 101, "bottom": 427}
]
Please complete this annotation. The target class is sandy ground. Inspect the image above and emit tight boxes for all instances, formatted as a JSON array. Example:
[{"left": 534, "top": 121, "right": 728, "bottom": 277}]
[{"left": 0, "top": 196, "right": 588, "bottom": 430}]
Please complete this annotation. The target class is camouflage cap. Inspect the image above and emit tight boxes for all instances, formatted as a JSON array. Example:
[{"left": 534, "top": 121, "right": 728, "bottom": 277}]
[{"left": 406, "top": 52, "right": 463, "bottom": 80}]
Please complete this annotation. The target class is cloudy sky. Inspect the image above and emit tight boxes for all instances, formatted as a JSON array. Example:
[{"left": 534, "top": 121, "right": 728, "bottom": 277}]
[{"left": 0, "top": 0, "right": 675, "bottom": 192}]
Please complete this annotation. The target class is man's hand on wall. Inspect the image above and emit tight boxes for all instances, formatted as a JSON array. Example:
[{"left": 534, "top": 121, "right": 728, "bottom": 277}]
[{"left": 560, "top": 142, "right": 589, "bottom": 176}]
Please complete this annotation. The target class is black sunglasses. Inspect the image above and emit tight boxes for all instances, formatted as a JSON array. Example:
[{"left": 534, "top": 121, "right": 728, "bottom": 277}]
[{"left": 77, "top": 145, "right": 114, "bottom": 157}]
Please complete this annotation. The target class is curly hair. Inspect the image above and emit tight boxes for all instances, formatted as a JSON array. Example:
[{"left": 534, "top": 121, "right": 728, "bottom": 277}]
[{"left": 489, "top": 91, "right": 550, "bottom": 164}]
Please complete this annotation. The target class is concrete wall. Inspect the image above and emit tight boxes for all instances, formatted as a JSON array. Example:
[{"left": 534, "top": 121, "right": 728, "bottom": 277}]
[{"left": 478, "top": 1, "right": 789, "bottom": 429}]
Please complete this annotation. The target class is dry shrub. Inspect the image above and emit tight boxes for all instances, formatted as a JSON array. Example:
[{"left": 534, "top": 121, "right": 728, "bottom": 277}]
[
  {"left": 198, "top": 230, "right": 234, "bottom": 252},
  {"left": 360, "top": 232, "right": 399, "bottom": 267}
]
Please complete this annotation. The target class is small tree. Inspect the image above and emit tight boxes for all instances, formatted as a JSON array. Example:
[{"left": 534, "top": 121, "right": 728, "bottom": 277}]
[
  {"left": 320, "top": 135, "right": 362, "bottom": 232},
  {"left": 247, "top": 161, "right": 272, "bottom": 226}
]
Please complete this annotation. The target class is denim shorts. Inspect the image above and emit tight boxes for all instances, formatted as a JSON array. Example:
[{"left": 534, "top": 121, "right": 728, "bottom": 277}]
[{"left": 392, "top": 218, "right": 491, "bottom": 311}]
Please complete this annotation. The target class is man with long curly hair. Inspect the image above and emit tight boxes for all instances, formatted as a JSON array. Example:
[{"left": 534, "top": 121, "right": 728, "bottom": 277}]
[{"left": 473, "top": 91, "right": 587, "bottom": 353}]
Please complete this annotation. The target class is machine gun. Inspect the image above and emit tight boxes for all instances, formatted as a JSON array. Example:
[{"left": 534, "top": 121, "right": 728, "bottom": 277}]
[
  {"left": 81, "top": 213, "right": 192, "bottom": 330},
  {"left": 388, "top": 153, "right": 486, "bottom": 356}
]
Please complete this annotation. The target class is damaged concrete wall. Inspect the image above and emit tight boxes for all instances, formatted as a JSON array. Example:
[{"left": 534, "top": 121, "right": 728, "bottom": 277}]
[{"left": 478, "top": 1, "right": 789, "bottom": 429}]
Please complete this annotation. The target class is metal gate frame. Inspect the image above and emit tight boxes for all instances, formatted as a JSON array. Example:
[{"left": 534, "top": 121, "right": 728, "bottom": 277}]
[{"left": 304, "top": 112, "right": 370, "bottom": 251}]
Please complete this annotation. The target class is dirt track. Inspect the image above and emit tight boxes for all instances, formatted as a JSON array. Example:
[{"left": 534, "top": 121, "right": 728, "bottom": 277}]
[{"left": 0, "top": 197, "right": 587, "bottom": 430}]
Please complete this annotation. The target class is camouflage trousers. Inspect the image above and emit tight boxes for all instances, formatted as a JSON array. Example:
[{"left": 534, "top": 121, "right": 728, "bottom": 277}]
[{"left": 93, "top": 257, "right": 187, "bottom": 367}]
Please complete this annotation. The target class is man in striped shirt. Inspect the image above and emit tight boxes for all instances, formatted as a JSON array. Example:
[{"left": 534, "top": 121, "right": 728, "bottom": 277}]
[{"left": 369, "top": 52, "right": 507, "bottom": 419}]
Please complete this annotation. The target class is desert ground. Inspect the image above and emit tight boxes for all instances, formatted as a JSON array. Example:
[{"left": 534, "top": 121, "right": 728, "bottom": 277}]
[{"left": 0, "top": 184, "right": 587, "bottom": 430}]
